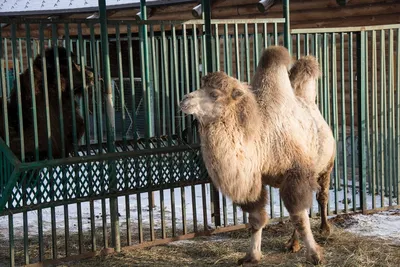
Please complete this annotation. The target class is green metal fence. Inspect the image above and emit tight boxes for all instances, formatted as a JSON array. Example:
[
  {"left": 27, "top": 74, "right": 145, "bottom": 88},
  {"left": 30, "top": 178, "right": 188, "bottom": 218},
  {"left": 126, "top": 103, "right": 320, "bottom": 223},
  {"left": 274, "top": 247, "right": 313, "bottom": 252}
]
[
  {"left": 0, "top": 18, "right": 289, "bottom": 266},
  {"left": 291, "top": 25, "right": 400, "bottom": 215},
  {"left": 0, "top": 15, "right": 399, "bottom": 266}
]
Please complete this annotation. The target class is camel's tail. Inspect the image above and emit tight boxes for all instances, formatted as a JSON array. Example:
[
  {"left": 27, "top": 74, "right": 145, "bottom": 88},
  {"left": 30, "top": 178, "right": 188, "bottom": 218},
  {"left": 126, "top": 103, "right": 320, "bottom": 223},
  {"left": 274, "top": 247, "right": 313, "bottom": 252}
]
[{"left": 289, "top": 56, "right": 321, "bottom": 104}]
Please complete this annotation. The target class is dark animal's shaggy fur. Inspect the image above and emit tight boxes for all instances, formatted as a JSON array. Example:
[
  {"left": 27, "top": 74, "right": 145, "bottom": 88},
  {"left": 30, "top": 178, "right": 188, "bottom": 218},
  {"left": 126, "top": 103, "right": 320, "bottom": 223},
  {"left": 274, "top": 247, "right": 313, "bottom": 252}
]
[{"left": 0, "top": 46, "right": 94, "bottom": 161}]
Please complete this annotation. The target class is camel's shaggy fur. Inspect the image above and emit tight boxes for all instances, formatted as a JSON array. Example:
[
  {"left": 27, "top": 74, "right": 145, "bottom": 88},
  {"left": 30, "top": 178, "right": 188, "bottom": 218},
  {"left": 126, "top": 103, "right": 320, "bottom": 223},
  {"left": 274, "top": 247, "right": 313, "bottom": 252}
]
[
  {"left": 0, "top": 46, "right": 94, "bottom": 161},
  {"left": 180, "top": 46, "right": 335, "bottom": 265}
]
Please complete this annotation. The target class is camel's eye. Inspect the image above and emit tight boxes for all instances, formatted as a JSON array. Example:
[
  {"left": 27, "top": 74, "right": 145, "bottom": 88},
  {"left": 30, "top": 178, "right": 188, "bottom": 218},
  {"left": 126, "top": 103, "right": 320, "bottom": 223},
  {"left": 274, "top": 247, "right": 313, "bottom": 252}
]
[{"left": 210, "top": 91, "right": 219, "bottom": 100}]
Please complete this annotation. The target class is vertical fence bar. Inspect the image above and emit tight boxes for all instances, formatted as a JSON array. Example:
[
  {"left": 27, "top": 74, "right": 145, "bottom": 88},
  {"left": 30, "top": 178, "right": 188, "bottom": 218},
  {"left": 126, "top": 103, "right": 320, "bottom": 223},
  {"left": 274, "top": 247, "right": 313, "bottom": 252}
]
[
  {"left": 397, "top": 28, "right": 400, "bottom": 204},
  {"left": 380, "top": 29, "right": 386, "bottom": 207},
  {"left": 331, "top": 32, "right": 339, "bottom": 214},
  {"left": 193, "top": 24, "right": 200, "bottom": 89},
  {"left": 203, "top": 0, "right": 213, "bottom": 73},
  {"left": 11, "top": 24, "right": 25, "bottom": 162},
  {"left": 283, "top": 0, "right": 291, "bottom": 53},
  {"left": 202, "top": 184, "right": 208, "bottom": 231},
  {"left": 181, "top": 186, "right": 187, "bottom": 234},
  {"left": 191, "top": 185, "right": 198, "bottom": 232},
  {"left": 63, "top": 23, "right": 74, "bottom": 256},
  {"left": 214, "top": 24, "right": 220, "bottom": 72},
  {"left": 388, "top": 29, "right": 394, "bottom": 206},
  {"left": 296, "top": 34, "right": 301, "bottom": 59},
  {"left": 24, "top": 22, "right": 38, "bottom": 265},
  {"left": 160, "top": 24, "right": 170, "bottom": 238},
  {"left": 340, "top": 32, "right": 348, "bottom": 213},
  {"left": 4, "top": 38, "right": 11, "bottom": 95},
  {"left": 263, "top": 23, "right": 268, "bottom": 49},
  {"left": 364, "top": 31, "right": 371, "bottom": 195},
  {"left": 244, "top": 24, "right": 250, "bottom": 82},
  {"left": 371, "top": 30, "right": 377, "bottom": 209},
  {"left": 171, "top": 187, "right": 176, "bottom": 236},
  {"left": 151, "top": 25, "right": 161, "bottom": 140},
  {"left": 172, "top": 25, "right": 179, "bottom": 135},
  {"left": 99, "top": 0, "right": 119, "bottom": 252},
  {"left": 51, "top": 24, "right": 63, "bottom": 260},
  {"left": 254, "top": 23, "right": 259, "bottom": 71},
  {"left": 348, "top": 32, "right": 357, "bottom": 211},
  {"left": 77, "top": 24, "right": 88, "bottom": 254},
  {"left": 379, "top": 30, "right": 386, "bottom": 207},
  {"left": 37, "top": 23, "right": 49, "bottom": 262},
  {"left": 171, "top": 24, "right": 178, "bottom": 235},
  {"left": 0, "top": 31, "right": 10, "bottom": 146},
  {"left": 148, "top": 25, "right": 156, "bottom": 242},
  {"left": 357, "top": 31, "right": 367, "bottom": 213},
  {"left": 9, "top": 213, "right": 14, "bottom": 267}
]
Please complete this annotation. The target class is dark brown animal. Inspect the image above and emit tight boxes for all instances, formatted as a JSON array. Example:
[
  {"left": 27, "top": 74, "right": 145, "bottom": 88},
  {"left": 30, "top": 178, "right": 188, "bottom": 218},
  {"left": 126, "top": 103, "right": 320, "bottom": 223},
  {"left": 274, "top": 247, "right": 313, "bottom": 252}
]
[{"left": 0, "top": 46, "right": 94, "bottom": 161}]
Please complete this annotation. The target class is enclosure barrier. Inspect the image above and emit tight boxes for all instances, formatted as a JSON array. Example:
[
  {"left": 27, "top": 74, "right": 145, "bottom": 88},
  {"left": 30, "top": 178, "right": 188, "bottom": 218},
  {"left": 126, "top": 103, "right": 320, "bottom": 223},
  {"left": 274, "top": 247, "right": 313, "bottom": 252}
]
[{"left": 0, "top": 16, "right": 399, "bottom": 266}]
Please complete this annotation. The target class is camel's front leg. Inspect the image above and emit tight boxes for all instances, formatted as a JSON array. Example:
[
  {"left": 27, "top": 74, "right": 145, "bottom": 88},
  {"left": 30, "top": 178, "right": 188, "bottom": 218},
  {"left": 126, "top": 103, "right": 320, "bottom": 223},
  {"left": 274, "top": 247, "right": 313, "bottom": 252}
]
[
  {"left": 290, "top": 209, "right": 323, "bottom": 265},
  {"left": 237, "top": 186, "right": 268, "bottom": 265}
]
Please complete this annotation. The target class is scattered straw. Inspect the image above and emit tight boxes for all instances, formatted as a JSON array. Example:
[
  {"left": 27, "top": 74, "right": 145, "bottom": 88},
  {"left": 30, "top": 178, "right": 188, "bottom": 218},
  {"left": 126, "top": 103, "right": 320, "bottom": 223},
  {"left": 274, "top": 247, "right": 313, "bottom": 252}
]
[{"left": 66, "top": 215, "right": 400, "bottom": 267}]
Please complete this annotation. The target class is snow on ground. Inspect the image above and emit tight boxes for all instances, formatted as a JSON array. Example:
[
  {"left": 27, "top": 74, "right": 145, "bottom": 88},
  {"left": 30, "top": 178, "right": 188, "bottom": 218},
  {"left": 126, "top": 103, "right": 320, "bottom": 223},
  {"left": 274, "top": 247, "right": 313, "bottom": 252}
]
[
  {"left": 0, "top": 183, "right": 398, "bottom": 242},
  {"left": 343, "top": 209, "right": 400, "bottom": 245}
]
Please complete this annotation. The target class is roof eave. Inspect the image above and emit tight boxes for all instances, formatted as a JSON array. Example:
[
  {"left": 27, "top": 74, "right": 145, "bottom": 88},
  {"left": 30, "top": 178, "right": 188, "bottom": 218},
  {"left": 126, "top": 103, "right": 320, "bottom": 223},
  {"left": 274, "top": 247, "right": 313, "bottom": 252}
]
[{"left": 0, "top": 0, "right": 196, "bottom": 17}]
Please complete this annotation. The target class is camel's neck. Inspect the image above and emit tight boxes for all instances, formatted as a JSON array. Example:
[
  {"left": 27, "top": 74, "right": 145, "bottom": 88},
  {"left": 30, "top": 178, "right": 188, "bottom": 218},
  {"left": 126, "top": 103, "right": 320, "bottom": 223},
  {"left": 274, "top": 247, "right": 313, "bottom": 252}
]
[{"left": 198, "top": 111, "right": 263, "bottom": 204}]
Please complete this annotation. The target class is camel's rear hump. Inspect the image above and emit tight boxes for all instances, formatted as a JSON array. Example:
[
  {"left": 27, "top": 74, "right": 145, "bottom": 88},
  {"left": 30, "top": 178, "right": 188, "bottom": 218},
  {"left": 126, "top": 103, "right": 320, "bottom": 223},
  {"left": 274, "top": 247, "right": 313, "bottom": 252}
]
[{"left": 290, "top": 56, "right": 320, "bottom": 104}]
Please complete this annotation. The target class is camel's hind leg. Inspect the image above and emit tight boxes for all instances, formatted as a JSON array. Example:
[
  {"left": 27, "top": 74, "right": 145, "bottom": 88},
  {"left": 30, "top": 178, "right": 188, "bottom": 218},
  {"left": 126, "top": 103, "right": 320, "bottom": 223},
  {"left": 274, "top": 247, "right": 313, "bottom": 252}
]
[
  {"left": 290, "top": 210, "right": 323, "bottom": 265},
  {"left": 317, "top": 164, "right": 333, "bottom": 236},
  {"left": 237, "top": 186, "right": 268, "bottom": 265}
]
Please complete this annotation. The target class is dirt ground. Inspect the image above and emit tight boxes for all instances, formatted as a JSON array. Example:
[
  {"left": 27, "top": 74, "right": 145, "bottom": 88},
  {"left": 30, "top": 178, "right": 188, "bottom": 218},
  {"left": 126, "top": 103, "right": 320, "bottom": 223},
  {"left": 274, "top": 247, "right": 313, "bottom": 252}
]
[{"left": 65, "top": 214, "right": 400, "bottom": 267}]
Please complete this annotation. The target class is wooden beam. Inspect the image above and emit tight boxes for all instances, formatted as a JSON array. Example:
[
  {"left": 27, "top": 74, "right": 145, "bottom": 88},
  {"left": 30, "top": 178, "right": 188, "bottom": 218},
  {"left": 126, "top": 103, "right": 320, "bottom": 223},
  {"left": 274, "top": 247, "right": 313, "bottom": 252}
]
[
  {"left": 149, "top": 11, "right": 194, "bottom": 20},
  {"left": 108, "top": 8, "right": 139, "bottom": 18},
  {"left": 212, "top": 4, "right": 263, "bottom": 18},
  {"left": 213, "top": 0, "right": 259, "bottom": 8},
  {"left": 154, "top": 3, "right": 198, "bottom": 13},
  {"left": 336, "top": 0, "right": 350, "bottom": 6},
  {"left": 290, "top": 12, "right": 400, "bottom": 28}
]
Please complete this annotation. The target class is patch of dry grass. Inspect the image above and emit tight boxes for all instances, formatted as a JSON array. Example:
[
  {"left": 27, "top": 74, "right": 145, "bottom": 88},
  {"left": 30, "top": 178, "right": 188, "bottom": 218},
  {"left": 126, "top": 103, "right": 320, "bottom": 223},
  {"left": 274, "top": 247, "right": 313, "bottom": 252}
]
[{"left": 66, "top": 215, "right": 400, "bottom": 267}]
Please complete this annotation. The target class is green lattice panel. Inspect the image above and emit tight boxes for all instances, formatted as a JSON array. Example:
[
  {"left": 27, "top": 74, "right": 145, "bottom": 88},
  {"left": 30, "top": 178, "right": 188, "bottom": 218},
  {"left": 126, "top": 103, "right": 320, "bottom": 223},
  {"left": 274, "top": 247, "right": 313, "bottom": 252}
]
[{"left": 3, "top": 145, "right": 208, "bottom": 213}]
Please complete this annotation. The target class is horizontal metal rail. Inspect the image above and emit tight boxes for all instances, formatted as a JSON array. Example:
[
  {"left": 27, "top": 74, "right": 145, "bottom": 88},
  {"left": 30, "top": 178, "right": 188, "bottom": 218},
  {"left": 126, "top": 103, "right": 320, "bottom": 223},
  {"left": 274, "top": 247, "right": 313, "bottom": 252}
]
[
  {"left": 0, "top": 18, "right": 286, "bottom": 26},
  {"left": 16, "top": 144, "right": 201, "bottom": 172},
  {"left": 292, "top": 24, "right": 400, "bottom": 34}
]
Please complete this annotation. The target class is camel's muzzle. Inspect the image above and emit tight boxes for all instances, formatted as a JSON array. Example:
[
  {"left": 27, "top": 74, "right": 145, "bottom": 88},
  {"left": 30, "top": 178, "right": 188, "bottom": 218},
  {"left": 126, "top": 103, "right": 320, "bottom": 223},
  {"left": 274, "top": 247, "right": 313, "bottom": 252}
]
[{"left": 180, "top": 94, "right": 196, "bottom": 114}]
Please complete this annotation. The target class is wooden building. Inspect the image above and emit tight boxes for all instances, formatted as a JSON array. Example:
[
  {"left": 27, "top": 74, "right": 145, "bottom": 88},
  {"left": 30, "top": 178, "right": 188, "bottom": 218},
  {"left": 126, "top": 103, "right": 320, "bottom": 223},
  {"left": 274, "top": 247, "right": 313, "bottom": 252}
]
[
  {"left": 0, "top": 0, "right": 399, "bottom": 140},
  {"left": 0, "top": 0, "right": 399, "bottom": 37}
]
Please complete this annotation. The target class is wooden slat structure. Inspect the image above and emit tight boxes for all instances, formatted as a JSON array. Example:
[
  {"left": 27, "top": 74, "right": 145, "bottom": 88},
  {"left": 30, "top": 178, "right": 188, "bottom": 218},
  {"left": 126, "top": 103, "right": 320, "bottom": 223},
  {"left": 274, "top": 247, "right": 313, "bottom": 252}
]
[
  {"left": 1, "top": 0, "right": 399, "bottom": 134},
  {"left": 0, "top": 0, "right": 399, "bottom": 37}
]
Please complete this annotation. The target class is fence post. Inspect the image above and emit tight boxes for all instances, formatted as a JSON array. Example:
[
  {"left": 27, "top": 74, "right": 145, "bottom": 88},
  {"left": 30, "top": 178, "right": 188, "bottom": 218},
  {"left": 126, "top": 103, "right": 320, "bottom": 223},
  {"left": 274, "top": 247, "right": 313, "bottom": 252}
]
[
  {"left": 98, "top": 0, "right": 120, "bottom": 252},
  {"left": 357, "top": 30, "right": 367, "bottom": 214},
  {"left": 202, "top": 0, "right": 221, "bottom": 227},
  {"left": 283, "top": 0, "right": 291, "bottom": 53}
]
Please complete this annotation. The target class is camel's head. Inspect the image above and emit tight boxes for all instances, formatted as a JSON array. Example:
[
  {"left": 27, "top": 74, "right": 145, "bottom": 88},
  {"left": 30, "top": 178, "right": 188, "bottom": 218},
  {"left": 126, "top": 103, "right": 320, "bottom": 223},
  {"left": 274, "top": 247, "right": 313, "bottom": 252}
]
[{"left": 180, "top": 71, "right": 247, "bottom": 125}]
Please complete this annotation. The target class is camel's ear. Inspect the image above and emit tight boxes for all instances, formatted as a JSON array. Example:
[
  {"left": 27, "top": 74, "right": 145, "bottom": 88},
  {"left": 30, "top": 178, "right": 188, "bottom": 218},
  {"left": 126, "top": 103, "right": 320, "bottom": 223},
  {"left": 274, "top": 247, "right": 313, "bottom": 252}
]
[{"left": 231, "top": 88, "right": 244, "bottom": 100}]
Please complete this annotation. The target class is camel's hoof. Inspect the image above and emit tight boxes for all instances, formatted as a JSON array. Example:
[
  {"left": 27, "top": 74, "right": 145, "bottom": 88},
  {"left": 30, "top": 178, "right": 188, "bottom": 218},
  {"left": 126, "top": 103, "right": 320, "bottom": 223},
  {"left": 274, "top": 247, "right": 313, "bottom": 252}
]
[
  {"left": 285, "top": 238, "right": 301, "bottom": 253},
  {"left": 237, "top": 252, "right": 261, "bottom": 266},
  {"left": 319, "top": 224, "right": 331, "bottom": 237},
  {"left": 307, "top": 246, "right": 324, "bottom": 265}
]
